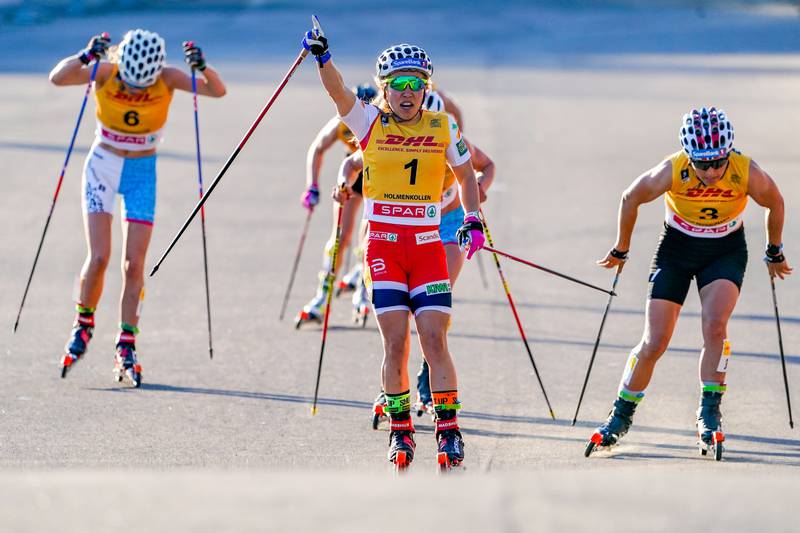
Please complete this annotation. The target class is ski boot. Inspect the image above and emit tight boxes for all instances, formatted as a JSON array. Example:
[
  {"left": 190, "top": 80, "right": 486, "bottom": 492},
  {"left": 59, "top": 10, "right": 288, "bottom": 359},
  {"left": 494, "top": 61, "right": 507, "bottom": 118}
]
[
  {"left": 336, "top": 263, "right": 362, "bottom": 297},
  {"left": 351, "top": 280, "right": 370, "bottom": 328},
  {"left": 387, "top": 416, "right": 415, "bottom": 472},
  {"left": 697, "top": 391, "right": 725, "bottom": 461},
  {"left": 294, "top": 277, "right": 330, "bottom": 329},
  {"left": 414, "top": 361, "right": 434, "bottom": 419},
  {"left": 435, "top": 413, "right": 464, "bottom": 472},
  {"left": 371, "top": 390, "right": 388, "bottom": 430},
  {"left": 585, "top": 397, "right": 638, "bottom": 457},
  {"left": 113, "top": 332, "right": 142, "bottom": 388},
  {"left": 60, "top": 313, "right": 94, "bottom": 378}
]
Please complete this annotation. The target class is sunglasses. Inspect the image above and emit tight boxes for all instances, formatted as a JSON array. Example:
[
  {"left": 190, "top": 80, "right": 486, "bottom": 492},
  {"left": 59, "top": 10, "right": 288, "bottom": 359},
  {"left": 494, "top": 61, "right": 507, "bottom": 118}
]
[
  {"left": 386, "top": 75, "right": 428, "bottom": 92},
  {"left": 692, "top": 157, "right": 729, "bottom": 171}
]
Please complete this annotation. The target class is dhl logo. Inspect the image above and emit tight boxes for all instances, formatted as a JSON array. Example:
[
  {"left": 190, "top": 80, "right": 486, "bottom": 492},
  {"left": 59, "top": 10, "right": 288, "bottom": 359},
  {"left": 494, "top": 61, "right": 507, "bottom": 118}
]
[
  {"left": 110, "top": 91, "right": 158, "bottom": 103},
  {"left": 377, "top": 135, "right": 443, "bottom": 147},
  {"left": 682, "top": 187, "right": 737, "bottom": 199}
]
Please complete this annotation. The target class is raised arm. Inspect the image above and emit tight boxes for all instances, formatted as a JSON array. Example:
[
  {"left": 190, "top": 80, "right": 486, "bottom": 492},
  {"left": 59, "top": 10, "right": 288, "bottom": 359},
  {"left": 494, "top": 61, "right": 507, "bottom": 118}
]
[
  {"left": 49, "top": 33, "right": 113, "bottom": 86},
  {"left": 302, "top": 29, "right": 355, "bottom": 117},
  {"left": 161, "top": 42, "right": 226, "bottom": 97},
  {"left": 748, "top": 160, "right": 792, "bottom": 279},
  {"left": 597, "top": 159, "right": 673, "bottom": 268}
]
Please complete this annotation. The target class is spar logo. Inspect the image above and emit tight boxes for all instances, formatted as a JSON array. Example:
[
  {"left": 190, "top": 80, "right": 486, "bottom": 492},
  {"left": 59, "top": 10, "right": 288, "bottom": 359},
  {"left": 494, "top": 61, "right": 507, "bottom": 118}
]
[
  {"left": 374, "top": 202, "right": 437, "bottom": 219},
  {"left": 377, "top": 135, "right": 443, "bottom": 147},
  {"left": 683, "top": 188, "right": 736, "bottom": 199},
  {"left": 425, "top": 280, "right": 451, "bottom": 296},
  {"left": 369, "top": 231, "right": 398, "bottom": 242}
]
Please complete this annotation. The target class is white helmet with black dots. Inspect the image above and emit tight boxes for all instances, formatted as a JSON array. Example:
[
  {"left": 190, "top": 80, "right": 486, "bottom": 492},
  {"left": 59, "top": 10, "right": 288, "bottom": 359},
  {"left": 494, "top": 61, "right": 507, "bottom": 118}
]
[
  {"left": 679, "top": 107, "right": 734, "bottom": 160},
  {"left": 376, "top": 43, "right": 433, "bottom": 79},
  {"left": 423, "top": 91, "right": 444, "bottom": 112},
  {"left": 119, "top": 29, "right": 166, "bottom": 88}
]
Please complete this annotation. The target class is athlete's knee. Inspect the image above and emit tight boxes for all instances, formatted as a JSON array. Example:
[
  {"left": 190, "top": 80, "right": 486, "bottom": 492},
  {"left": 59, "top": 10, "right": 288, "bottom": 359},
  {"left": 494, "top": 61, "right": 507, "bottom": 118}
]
[
  {"left": 85, "top": 252, "right": 109, "bottom": 274},
  {"left": 122, "top": 257, "right": 145, "bottom": 280},
  {"left": 381, "top": 333, "right": 408, "bottom": 360},
  {"left": 638, "top": 336, "right": 669, "bottom": 362}
]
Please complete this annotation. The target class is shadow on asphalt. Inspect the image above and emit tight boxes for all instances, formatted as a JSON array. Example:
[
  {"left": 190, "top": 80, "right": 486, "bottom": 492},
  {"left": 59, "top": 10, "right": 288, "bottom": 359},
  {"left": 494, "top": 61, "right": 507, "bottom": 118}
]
[{"left": 87, "top": 382, "right": 800, "bottom": 453}]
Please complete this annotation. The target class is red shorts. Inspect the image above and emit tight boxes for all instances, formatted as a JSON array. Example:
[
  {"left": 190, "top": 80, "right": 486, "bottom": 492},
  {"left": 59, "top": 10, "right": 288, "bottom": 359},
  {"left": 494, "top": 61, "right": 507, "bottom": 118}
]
[{"left": 363, "top": 221, "right": 451, "bottom": 316}]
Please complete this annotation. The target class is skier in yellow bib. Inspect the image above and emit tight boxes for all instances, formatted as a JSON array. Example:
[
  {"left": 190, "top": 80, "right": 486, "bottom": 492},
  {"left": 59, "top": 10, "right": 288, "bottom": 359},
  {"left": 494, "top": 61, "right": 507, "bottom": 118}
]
[
  {"left": 585, "top": 107, "right": 792, "bottom": 460},
  {"left": 49, "top": 30, "right": 226, "bottom": 386}
]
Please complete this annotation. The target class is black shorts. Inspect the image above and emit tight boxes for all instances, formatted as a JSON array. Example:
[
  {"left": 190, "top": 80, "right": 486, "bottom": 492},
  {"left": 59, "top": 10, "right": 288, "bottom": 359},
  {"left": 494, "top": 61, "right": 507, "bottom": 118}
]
[
  {"left": 648, "top": 224, "right": 747, "bottom": 305},
  {"left": 352, "top": 171, "right": 363, "bottom": 196}
]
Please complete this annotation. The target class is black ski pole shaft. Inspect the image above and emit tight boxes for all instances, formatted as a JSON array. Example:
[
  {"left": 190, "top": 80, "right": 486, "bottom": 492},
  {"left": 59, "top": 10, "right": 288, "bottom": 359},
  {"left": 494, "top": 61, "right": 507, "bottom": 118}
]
[
  {"left": 13, "top": 58, "right": 101, "bottom": 333},
  {"left": 149, "top": 48, "right": 310, "bottom": 277},
  {"left": 190, "top": 67, "right": 214, "bottom": 359},
  {"left": 571, "top": 263, "right": 624, "bottom": 426},
  {"left": 279, "top": 209, "right": 313, "bottom": 321},
  {"left": 311, "top": 202, "right": 344, "bottom": 415},
  {"left": 481, "top": 210, "right": 556, "bottom": 419},
  {"left": 770, "top": 275, "right": 794, "bottom": 428}
]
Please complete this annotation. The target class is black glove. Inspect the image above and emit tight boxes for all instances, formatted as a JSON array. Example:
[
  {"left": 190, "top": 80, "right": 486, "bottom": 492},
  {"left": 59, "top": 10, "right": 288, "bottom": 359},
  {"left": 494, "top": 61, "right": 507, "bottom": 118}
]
[
  {"left": 302, "top": 30, "right": 330, "bottom": 66},
  {"left": 182, "top": 41, "right": 206, "bottom": 71},
  {"left": 79, "top": 32, "right": 111, "bottom": 65}
]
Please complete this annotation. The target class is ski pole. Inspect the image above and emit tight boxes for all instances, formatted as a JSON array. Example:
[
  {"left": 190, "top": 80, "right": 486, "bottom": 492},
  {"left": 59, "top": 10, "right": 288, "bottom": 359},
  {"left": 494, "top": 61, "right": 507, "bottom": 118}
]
[
  {"left": 475, "top": 247, "right": 489, "bottom": 289},
  {"left": 189, "top": 65, "right": 215, "bottom": 359},
  {"left": 769, "top": 275, "right": 794, "bottom": 428},
  {"left": 150, "top": 46, "right": 310, "bottom": 277},
  {"left": 13, "top": 57, "right": 102, "bottom": 333},
  {"left": 482, "top": 246, "right": 616, "bottom": 297},
  {"left": 481, "top": 210, "right": 556, "bottom": 420},
  {"left": 279, "top": 209, "right": 313, "bottom": 321},
  {"left": 571, "top": 262, "right": 624, "bottom": 426},
  {"left": 311, "top": 198, "right": 344, "bottom": 415}
]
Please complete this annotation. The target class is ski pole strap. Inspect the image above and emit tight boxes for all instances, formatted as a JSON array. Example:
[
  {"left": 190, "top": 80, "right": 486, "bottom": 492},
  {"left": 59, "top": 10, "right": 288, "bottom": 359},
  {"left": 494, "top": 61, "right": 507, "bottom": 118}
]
[
  {"left": 384, "top": 391, "right": 411, "bottom": 414},
  {"left": 432, "top": 390, "right": 461, "bottom": 411},
  {"left": 765, "top": 243, "right": 785, "bottom": 264},
  {"left": 610, "top": 248, "right": 629, "bottom": 260}
]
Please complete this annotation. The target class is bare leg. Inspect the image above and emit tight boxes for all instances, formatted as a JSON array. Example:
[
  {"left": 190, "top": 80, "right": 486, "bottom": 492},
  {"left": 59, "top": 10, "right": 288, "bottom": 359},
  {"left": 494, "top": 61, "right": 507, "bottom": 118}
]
[
  {"left": 444, "top": 243, "right": 465, "bottom": 287},
  {"left": 119, "top": 220, "right": 153, "bottom": 328},
  {"left": 698, "top": 280, "right": 740, "bottom": 383},
  {"left": 415, "top": 310, "right": 456, "bottom": 391},
  {"left": 622, "top": 298, "right": 682, "bottom": 392},
  {"left": 78, "top": 212, "right": 112, "bottom": 308},
  {"left": 377, "top": 310, "right": 412, "bottom": 393}
]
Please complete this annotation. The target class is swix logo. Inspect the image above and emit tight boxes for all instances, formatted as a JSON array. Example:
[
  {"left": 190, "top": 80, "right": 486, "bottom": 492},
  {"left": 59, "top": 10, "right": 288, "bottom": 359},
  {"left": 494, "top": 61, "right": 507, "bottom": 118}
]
[
  {"left": 374, "top": 202, "right": 427, "bottom": 218},
  {"left": 111, "top": 90, "right": 156, "bottom": 103},
  {"left": 683, "top": 188, "right": 736, "bottom": 199},
  {"left": 378, "top": 135, "right": 442, "bottom": 147}
]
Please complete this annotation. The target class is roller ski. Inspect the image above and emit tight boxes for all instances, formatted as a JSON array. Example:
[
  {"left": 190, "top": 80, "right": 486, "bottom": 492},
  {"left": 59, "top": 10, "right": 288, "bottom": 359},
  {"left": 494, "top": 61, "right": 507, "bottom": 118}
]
[
  {"left": 435, "top": 415, "right": 464, "bottom": 472},
  {"left": 113, "top": 332, "right": 142, "bottom": 388},
  {"left": 294, "top": 279, "right": 329, "bottom": 329},
  {"left": 60, "top": 314, "right": 94, "bottom": 378},
  {"left": 387, "top": 418, "right": 415, "bottom": 472},
  {"left": 351, "top": 281, "right": 370, "bottom": 328},
  {"left": 371, "top": 390, "right": 388, "bottom": 430},
  {"left": 335, "top": 263, "right": 362, "bottom": 297},
  {"left": 414, "top": 362, "right": 434, "bottom": 419},
  {"left": 584, "top": 397, "right": 638, "bottom": 457},
  {"left": 696, "top": 391, "right": 725, "bottom": 461},
  {"left": 414, "top": 398, "right": 434, "bottom": 419}
]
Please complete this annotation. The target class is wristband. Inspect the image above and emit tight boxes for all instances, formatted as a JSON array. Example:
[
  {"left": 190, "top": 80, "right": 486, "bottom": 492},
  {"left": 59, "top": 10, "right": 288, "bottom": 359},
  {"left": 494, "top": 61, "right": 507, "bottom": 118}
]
[
  {"left": 765, "top": 244, "right": 785, "bottom": 264},
  {"left": 767, "top": 243, "right": 783, "bottom": 256},
  {"left": 464, "top": 210, "right": 480, "bottom": 221},
  {"left": 317, "top": 51, "right": 331, "bottom": 66},
  {"left": 79, "top": 52, "right": 93, "bottom": 65},
  {"left": 610, "top": 248, "right": 629, "bottom": 260}
]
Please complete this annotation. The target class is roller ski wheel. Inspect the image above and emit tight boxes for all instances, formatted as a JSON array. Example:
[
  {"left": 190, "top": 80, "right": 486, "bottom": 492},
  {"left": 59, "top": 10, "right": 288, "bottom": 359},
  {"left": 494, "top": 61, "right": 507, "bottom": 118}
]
[
  {"left": 698, "top": 431, "right": 725, "bottom": 461},
  {"left": 584, "top": 432, "right": 606, "bottom": 457},
  {"left": 60, "top": 322, "right": 93, "bottom": 379},
  {"left": 372, "top": 392, "right": 388, "bottom": 430},
  {"left": 335, "top": 279, "right": 356, "bottom": 298},
  {"left": 294, "top": 308, "right": 323, "bottom": 329},
  {"left": 113, "top": 344, "right": 142, "bottom": 388},
  {"left": 336, "top": 266, "right": 362, "bottom": 298}
]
